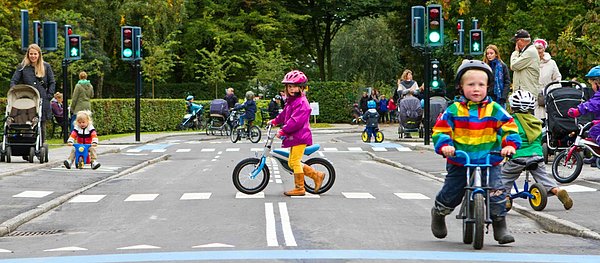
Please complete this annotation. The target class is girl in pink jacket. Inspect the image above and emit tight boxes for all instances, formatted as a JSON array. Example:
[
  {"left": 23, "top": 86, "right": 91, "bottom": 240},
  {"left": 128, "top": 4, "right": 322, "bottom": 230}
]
[{"left": 269, "top": 70, "right": 324, "bottom": 196}]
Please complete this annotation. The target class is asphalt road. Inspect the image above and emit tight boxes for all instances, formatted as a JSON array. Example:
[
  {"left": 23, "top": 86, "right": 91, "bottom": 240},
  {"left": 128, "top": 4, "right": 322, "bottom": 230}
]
[{"left": 1, "top": 129, "right": 600, "bottom": 262}]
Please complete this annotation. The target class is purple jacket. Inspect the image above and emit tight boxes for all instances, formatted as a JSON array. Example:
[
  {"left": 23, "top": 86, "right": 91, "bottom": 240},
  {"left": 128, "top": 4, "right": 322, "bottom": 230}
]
[
  {"left": 578, "top": 89, "right": 600, "bottom": 120},
  {"left": 273, "top": 93, "right": 312, "bottom": 148}
]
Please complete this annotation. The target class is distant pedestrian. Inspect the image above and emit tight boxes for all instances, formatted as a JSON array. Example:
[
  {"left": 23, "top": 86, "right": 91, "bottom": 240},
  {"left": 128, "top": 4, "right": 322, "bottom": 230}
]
[
  {"left": 510, "top": 29, "right": 541, "bottom": 117},
  {"left": 378, "top": 94, "right": 389, "bottom": 124},
  {"left": 268, "top": 95, "right": 282, "bottom": 119},
  {"left": 224, "top": 87, "right": 238, "bottom": 109},
  {"left": 70, "top": 71, "right": 94, "bottom": 131},
  {"left": 387, "top": 98, "right": 397, "bottom": 123},
  {"left": 483, "top": 44, "right": 511, "bottom": 106},
  {"left": 394, "top": 69, "right": 419, "bottom": 104},
  {"left": 359, "top": 92, "right": 369, "bottom": 114},
  {"left": 535, "top": 38, "right": 562, "bottom": 121},
  {"left": 51, "top": 92, "right": 65, "bottom": 125}
]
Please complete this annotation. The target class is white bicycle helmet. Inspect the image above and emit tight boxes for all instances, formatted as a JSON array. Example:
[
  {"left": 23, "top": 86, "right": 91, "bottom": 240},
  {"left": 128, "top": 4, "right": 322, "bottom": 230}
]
[{"left": 509, "top": 90, "right": 536, "bottom": 112}]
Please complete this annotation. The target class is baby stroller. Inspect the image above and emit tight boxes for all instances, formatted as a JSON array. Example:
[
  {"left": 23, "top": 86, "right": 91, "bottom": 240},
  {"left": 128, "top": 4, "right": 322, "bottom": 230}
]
[
  {"left": 542, "top": 80, "right": 594, "bottom": 164},
  {"left": 423, "top": 95, "right": 449, "bottom": 137},
  {"left": 206, "top": 99, "right": 231, "bottom": 136},
  {"left": 397, "top": 90, "right": 423, "bottom": 138},
  {"left": 1, "top": 84, "right": 48, "bottom": 163},
  {"left": 177, "top": 98, "right": 204, "bottom": 130}
]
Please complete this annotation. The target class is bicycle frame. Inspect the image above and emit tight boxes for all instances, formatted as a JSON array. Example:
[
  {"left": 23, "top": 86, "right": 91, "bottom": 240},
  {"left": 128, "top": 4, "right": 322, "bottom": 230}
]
[
  {"left": 563, "top": 120, "right": 600, "bottom": 166},
  {"left": 456, "top": 150, "right": 494, "bottom": 225}
]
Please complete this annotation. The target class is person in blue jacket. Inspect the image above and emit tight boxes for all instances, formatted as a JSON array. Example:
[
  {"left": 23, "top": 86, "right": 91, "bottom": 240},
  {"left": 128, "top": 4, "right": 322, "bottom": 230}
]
[{"left": 234, "top": 91, "right": 257, "bottom": 135}]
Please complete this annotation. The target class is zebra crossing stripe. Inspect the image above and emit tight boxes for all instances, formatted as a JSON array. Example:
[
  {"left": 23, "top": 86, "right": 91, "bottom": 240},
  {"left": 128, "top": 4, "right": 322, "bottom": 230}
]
[
  {"left": 342, "top": 192, "right": 375, "bottom": 199},
  {"left": 372, "top": 147, "right": 387, "bottom": 152},
  {"left": 176, "top": 149, "right": 191, "bottom": 152},
  {"left": 394, "top": 193, "right": 430, "bottom": 199},
  {"left": 236, "top": 192, "right": 264, "bottom": 198},
  {"left": 180, "top": 193, "right": 212, "bottom": 200},
  {"left": 13, "top": 191, "right": 53, "bottom": 198},
  {"left": 124, "top": 194, "right": 159, "bottom": 202},
  {"left": 201, "top": 148, "right": 215, "bottom": 152},
  {"left": 69, "top": 195, "right": 106, "bottom": 203}
]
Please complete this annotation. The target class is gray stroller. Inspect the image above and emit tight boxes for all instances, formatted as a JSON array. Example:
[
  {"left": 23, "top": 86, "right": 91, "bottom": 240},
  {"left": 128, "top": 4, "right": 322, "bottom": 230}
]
[{"left": 1, "top": 84, "right": 48, "bottom": 163}]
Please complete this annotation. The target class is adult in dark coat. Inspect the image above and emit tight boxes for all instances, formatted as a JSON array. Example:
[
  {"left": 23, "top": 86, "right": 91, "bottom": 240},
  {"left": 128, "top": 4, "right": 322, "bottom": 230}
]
[
  {"left": 224, "top": 87, "right": 238, "bottom": 109},
  {"left": 359, "top": 92, "right": 369, "bottom": 114},
  {"left": 10, "top": 44, "right": 56, "bottom": 143}
]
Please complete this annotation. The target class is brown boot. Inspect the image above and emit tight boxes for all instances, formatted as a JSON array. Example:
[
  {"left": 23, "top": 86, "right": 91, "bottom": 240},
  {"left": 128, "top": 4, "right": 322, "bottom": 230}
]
[
  {"left": 284, "top": 173, "right": 306, "bottom": 196},
  {"left": 303, "top": 165, "right": 325, "bottom": 193}
]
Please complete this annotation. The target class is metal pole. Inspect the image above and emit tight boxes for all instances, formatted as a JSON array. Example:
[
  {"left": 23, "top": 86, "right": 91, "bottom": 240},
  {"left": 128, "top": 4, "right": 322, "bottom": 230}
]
[
  {"left": 62, "top": 59, "right": 70, "bottom": 143},
  {"left": 134, "top": 60, "right": 141, "bottom": 142},
  {"left": 423, "top": 48, "right": 431, "bottom": 145}
]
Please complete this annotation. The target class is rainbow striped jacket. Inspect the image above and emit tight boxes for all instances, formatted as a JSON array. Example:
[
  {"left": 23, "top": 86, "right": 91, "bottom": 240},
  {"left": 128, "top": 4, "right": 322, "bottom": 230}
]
[{"left": 432, "top": 96, "right": 521, "bottom": 166}]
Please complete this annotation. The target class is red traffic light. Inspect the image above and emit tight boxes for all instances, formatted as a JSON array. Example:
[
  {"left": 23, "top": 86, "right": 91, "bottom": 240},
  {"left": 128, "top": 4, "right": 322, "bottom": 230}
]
[
  {"left": 429, "top": 8, "right": 440, "bottom": 19},
  {"left": 69, "top": 37, "right": 79, "bottom": 45},
  {"left": 471, "top": 32, "right": 481, "bottom": 40},
  {"left": 123, "top": 29, "right": 132, "bottom": 38},
  {"left": 457, "top": 23, "right": 461, "bottom": 30},
  {"left": 67, "top": 28, "right": 72, "bottom": 35}
]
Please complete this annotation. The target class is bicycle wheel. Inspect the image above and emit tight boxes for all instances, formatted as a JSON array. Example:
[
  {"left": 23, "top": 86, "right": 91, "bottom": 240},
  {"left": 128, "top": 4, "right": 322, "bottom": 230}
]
[
  {"left": 552, "top": 150, "right": 583, "bottom": 184},
  {"left": 230, "top": 125, "right": 240, "bottom": 143},
  {"left": 461, "top": 193, "right": 474, "bottom": 244},
  {"left": 361, "top": 131, "right": 369, "bottom": 142},
  {"left": 77, "top": 156, "right": 85, "bottom": 169},
  {"left": 304, "top": 158, "right": 336, "bottom": 194},
  {"left": 232, "top": 158, "right": 270, "bottom": 194},
  {"left": 473, "top": 193, "right": 485, "bottom": 250},
  {"left": 529, "top": 183, "right": 548, "bottom": 211},
  {"left": 374, "top": 131, "right": 384, "bottom": 143},
  {"left": 249, "top": 126, "right": 261, "bottom": 143}
]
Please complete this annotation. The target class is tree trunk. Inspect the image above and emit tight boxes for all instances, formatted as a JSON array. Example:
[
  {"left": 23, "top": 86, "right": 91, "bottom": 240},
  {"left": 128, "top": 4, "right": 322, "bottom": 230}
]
[
  {"left": 97, "top": 75, "right": 104, "bottom": 98},
  {"left": 312, "top": 16, "right": 326, "bottom": 81},
  {"left": 152, "top": 79, "right": 155, "bottom": 99}
]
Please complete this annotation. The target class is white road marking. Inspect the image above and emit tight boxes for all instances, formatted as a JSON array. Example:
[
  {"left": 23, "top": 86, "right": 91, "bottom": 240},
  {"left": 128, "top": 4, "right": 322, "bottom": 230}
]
[
  {"left": 0, "top": 248, "right": 13, "bottom": 253},
  {"left": 69, "top": 195, "right": 106, "bottom": 203},
  {"left": 13, "top": 191, "right": 53, "bottom": 198},
  {"left": 342, "top": 192, "right": 375, "bottom": 199},
  {"left": 236, "top": 192, "right": 264, "bottom": 199},
  {"left": 201, "top": 148, "right": 215, "bottom": 152},
  {"left": 275, "top": 179, "right": 283, "bottom": 184},
  {"left": 124, "top": 194, "right": 159, "bottom": 202},
  {"left": 186, "top": 141, "right": 203, "bottom": 144},
  {"left": 192, "top": 243, "right": 235, "bottom": 248},
  {"left": 126, "top": 149, "right": 142, "bottom": 153},
  {"left": 44, "top": 246, "right": 87, "bottom": 252},
  {"left": 348, "top": 147, "right": 363, "bottom": 151},
  {"left": 372, "top": 147, "right": 387, "bottom": 152},
  {"left": 180, "top": 193, "right": 212, "bottom": 200},
  {"left": 251, "top": 148, "right": 263, "bottom": 152},
  {"left": 117, "top": 245, "right": 160, "bottom": 250},
  {"left": 226, "top": 148, "right": 240, "bottom": 152},
  {"left": 122, "top": 153, "right": 149, "bottom": 156},
  {"left": 265, "top": 203, "right": 278, "bottom": 247},
  {"left": 560, "top": 184, "right": 597, "bottom": 193},
  {"left": 290, "top": 193, "right": 320, "bottom": 198},
  {"left": 323, "top": 148, "right": 338, "bottom": 152},
  {"left": 394, "top": 193, "right": 430, "bottom": 199},
  {"left": 151, "top": 149, "right": 167, "bottom": 153},
  {"left": 176, "top": 149, "right": 191, "bottom": 152},
  {"left": 278, "top": 202, "right": 297, "bottom": 246},
  {"left": 396, "top": 147, "right": 412, "bottom": 152}
]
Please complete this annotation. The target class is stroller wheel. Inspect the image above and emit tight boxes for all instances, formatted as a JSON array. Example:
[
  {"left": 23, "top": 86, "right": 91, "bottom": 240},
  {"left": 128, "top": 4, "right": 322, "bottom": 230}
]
[
  {"left": 5, "top": 146, "right": 11, "bottom": 163},
  {"left": 28, "top": 147, "right": 35, "bottom": 163}
]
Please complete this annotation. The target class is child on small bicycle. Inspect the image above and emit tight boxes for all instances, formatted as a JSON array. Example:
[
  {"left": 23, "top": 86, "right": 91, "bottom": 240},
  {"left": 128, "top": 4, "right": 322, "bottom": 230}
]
[
  {"left": 361, "top": 100, "right": 379, "bottom": 142},
  {"left": 268, "top": 70, "right": 324, "bottom": 196},
  {"left": 431, "top": 60, "right": 521, "bottom": 244},
  {"left": 64, "top": 110, "right": 101, "bottom": 170},
  {"left": 185, "top": 95, "right": 203, "bottom": 116},
  {"left": 233, "top": 91, "right": 257, "bottom": 135},
  {"left": 568, "top": 65, "right": 600, "bottom": 166},
  {"left": 502, "top": 90, "right": 573, "bottom": 210}
]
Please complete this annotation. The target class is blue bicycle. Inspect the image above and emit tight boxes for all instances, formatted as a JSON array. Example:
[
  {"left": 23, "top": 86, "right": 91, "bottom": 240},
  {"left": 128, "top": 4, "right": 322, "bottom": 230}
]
[
  {"left": 506, "top": 156, "right": 548, "bottom": 211},
  {"left": 454, "top": 150, "right": 502, "bottom": 250},
  {"left": 232, "top": 124, "right": 335, "bottom": 194}
]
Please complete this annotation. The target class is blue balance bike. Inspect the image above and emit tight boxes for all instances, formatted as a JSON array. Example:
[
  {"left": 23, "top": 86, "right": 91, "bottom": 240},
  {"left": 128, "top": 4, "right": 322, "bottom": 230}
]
[
  {"left": 506, "top": 156, "right": 548, "bottom": 211},
  {"left": 73, "top": 143, "right": 92, "bottom": 169}
]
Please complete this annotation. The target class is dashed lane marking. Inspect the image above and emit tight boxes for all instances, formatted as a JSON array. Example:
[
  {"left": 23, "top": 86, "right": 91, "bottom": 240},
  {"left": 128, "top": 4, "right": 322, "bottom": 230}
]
[
  {"left": 561, "top": 184, "right": 597, "bottom": 193},
  {"left": 180, "top": 193, "right": 211, "bottom": 200},
  {"left": 44, "top": 246, "right": 87, "bottom": 252},
  {"left": 394, "top": 193, "right": 430, "bottom": 199},
  {"left": 372, "top": 147, "right": 387, "bottom": 152},
  {"left": 176, "top": 149, "right": 191, "bottom": 152},
  {"left": 117, "top": 245, "right": 160, "bottom": 250},
  {"left": 13, "top": 191, "right": 53, "bottom": 198},
  {"left": 69, "top": 195, "right": 106, "bottom": 203},
  {"left": 124, "top": 194, "right": 159, "bottom": 202},
  {"left": 236, "top": 192, "right": 264, "bottom": 199},
  {"left": 342, "top": 192, "right": 375, "bottom": 199},
  {"left": 226, "top": 148, "right": 240, "bottom": 152},
  {"left": 348, "top": 147, "right": 364, "bottom": 152},
  {"left": 151, "top": 149, "right": 167, "bottom": 153},
  {"left": 0, "top": 249, "right": 12, "bottom": 253},
  {"left": 201, "top": 148, "right": 215, "bottom": 152},
  {"left": 192, "top": 243, "right": 235, "bottom": 248}
]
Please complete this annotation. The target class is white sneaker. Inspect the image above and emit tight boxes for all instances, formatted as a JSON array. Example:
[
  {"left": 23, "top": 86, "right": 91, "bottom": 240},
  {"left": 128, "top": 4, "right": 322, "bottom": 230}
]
[{"left": 91, "top": 161, "right": 101, "bottom": 170}]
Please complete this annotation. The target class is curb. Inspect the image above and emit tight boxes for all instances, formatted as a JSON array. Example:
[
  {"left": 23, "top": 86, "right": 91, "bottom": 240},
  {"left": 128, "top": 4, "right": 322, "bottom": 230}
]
[
  {"left": 365, "top": 150, "right": 600, "bottom": 240},
  {"left": 0, "top": 154, "right": 170, "bottom": 237}
]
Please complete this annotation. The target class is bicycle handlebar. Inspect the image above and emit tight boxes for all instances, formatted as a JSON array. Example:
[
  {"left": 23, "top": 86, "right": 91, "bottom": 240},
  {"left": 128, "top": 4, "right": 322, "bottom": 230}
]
[{"left": 453, "top": 150, "right": 504, "bottom": 167}]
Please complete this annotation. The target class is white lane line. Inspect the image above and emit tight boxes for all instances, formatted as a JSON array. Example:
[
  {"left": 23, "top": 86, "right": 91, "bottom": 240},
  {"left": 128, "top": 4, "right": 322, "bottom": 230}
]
[
  {"left": 236, "top": 192, "right": 264, "bottom": 199},
  {"left": 342, "top": 192, "right": 375, "bottom": 199},
  {"left": 226, "top": 148, "right": 240, "bottom": 152},
  {"left": 186, "top": 141, "right": 203, "bottom": 144},
  {"left": 323, "top": 148, "right": 338, "bottom": 152},
  {"left": 201, "top": 148, "right": 215, "bottom": 152},
  {"left": 151, "top": 149, "right": 167, "bottom": 153},
  {"left": 218, "top": 151, "right": 223, "bottom": 154},
  {"left": 180, "top": 193, "right": 212, "bottom": 200},
  {"left": 318, "top": 151, "right": 325, "bottom": 157},
  {"left": 176, "top": 149, "right": 191, "bottom": 153},
  {"left": 251, "top": 148, "right": 263, "bottom": 152},
  {"left": 126, "top": 149, "right": 142, "bottom": 153},
  {"left": 560, "top": 184, "right": 597, "bottom": 193},
  {"left": 13, "top": 191, "right": 53, "bottom": 198},
  {"left": 278, "top": 202, "right": 297, "bottom": 246},
  {"left": 0, "top": 248, "right": 13, "bottom": 253},
  {"left": 290, "top": 193, "right": 320, "bottom": 198},
  {"left": 396, "top": 147, "right": 412, "bottom": 152},
  {"left": 394, "top": 193, "right": 430, "bottom": 199},
  {"left": 265, "top": 203, "right": 278, "bottom": 247},
  {"left": 44, "top": 246, "right": 87, "bottom": 252},
  {"left": 192, "top": 243, "right": 235, "bottom": 248},
  {"left": 372, "top": 147, "right": 387, "bottom": 152},
  {"left": 124, "top": 194, "right": 159, "bottom": 202},
  {"left": 117, "top": 245, "right": 160, "bottom": 250},
  {"left": 69, "top": 195, "right": 106, "bottom": 203},
  {"left": 275, "top": 179, "right": 283, "bottom": 184},
  {"left": 348, "top": 147, "right": 363, "bottom": 152}
]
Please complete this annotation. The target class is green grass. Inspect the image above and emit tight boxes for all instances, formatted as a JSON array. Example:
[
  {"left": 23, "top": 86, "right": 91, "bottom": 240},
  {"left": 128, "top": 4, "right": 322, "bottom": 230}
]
[{"left": 311, "top": 123, "right": 333, "bottom": 128}]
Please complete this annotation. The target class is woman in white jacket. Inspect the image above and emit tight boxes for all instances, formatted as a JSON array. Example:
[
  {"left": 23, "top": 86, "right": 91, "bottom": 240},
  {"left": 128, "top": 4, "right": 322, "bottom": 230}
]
[{"left": 535, "top": 39, "right": 562, "bottom": 121}]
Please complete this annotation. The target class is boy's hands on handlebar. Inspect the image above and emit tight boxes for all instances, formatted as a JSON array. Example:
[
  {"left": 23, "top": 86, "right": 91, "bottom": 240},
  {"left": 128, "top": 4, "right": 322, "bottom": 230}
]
[
  {"left": 441, "top": 146, "right": 455, "bottom": 157},
  {"left": 501, "top": 146, "right": 516, "bottom": 157}
]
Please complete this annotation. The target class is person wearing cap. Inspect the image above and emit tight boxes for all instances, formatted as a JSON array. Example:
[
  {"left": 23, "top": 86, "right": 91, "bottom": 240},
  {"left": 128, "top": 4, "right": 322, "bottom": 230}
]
[
  {"left": 535, "top": 38, "right": 562, "bottom": 120},
  {"left": 510, "top": 29, "right": 541, "bottom": 116}
]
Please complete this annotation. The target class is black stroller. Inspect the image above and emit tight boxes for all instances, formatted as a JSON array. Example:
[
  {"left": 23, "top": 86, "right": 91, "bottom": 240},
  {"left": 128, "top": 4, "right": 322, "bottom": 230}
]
[
  {"left": 1, "top": 84, "right": 48, "bottom": 163},
  {"left": 206, "top": 99, "right": 231, "bottom": 136},
  {"left": 542, "top": 80, "right": 594, "bottom": 163}
]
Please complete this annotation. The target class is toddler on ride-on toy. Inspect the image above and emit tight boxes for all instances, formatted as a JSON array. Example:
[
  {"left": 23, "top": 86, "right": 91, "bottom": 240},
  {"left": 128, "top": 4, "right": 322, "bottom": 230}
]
[
  {"left": 361, "top": 100, "right": 383, "bottom": 143},
  {"left": 431, "top": 60, "right": 521, "bottom": 245},
  {"left": 64, "top": 110, "right": 101, "bottom": 170}
]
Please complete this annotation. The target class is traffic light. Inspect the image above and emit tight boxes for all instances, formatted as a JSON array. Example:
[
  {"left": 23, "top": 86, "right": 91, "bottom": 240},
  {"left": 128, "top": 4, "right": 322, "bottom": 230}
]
[
  {"left": 430, "top": 60, "right": 440, "bottom": 89},
  {"left": 33, "top": 20, "right": 41, "bottom": 46},
  {"left": 411, "top": 6, "right": 425, "bottom": 47},
  {"left": 470, "top": 29, "right": 483, "bottom": 56},
  {"left": 427, "top": 4, "right": 444, "bottom": 47},
  {"left": 133, "top": 26, "right": 142, "bottom": 59},
  {"left": 121, "top": 26, "right": 134, "bottom": 61},
  {"left": 21, "top": 10, "right": 29, "bottom": 51},
  {"left": 42, "top": 21, "right": 57, "bottom": 51},
  {"left": 454, "top": 19, "right": 464, "bottom": 55},
  {"left": 67, "top": 35, "right": 81, "bottom": 60}
]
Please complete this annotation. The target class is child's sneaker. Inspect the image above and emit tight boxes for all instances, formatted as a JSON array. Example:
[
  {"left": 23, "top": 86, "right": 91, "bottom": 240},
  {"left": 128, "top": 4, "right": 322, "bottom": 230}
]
[
  {"left": 557, "top": 189, "right": 573, "bottom": 210},
  {"left": 91, "top": 161, "right": 101, "bottom": 170},
  {"left": 64, "top": 160, "right": 71, "bottom": 169}
]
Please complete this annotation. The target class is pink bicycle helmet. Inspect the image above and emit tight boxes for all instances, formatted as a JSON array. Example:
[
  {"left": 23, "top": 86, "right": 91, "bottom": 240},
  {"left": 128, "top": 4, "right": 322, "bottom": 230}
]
[{"left": 282, "top": 70, "right": 308, "bottom": 85}]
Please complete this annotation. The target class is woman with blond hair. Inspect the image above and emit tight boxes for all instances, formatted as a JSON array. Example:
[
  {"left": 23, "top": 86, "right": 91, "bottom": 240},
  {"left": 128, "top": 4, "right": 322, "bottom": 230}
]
[
  {"left": 10, "top": 44, "right": 56, "bottom": 143},
  {"left": 483, "top": 44, "right": 511, "bottom": 106},
  {"left": 394, "top": 69, "right": 420, "bottom": 103}
]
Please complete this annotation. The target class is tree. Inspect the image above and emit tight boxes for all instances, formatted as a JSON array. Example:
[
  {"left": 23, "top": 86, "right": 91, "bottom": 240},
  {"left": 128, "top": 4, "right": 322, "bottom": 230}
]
[
  {"left": 195, "top": 38, "right": 243, "bottom": 98},
  {"left": 142, "top": 31, "right": 180, "bottom": 98},
  {"left": 248, "top": 42, "right": 292, "bottom": 97}
]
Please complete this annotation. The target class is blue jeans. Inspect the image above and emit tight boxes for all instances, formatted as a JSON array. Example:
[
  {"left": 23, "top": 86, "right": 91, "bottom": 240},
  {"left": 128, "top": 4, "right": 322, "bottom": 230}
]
[
  {"left": 364, "top": 127, "right": 377, "bottom": 141},
  {"left": 434, "top": 164, "right": 507, "bottom": 218}
]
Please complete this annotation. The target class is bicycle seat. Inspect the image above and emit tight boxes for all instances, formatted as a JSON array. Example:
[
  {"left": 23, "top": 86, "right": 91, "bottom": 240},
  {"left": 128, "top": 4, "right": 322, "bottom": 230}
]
[
  {"left": 273, "top": 144, "right": 321, "bottom": 158},
  {"left": 512, "top": 156, "right": 543, "bottom": 171}
]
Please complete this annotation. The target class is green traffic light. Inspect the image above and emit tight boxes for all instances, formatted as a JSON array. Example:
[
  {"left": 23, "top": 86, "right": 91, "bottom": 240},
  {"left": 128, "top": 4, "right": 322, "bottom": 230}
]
[
  {"left": 70, "top": 47, "right": 79, "bottom": 57},
  {"left": 123, "top": 48, "right": 133, "bottom": 58},
  {"left": 431, "top": 80, "right": 439, "bottom": 88},
  {"left": 472, "top": 42, "right": 480, "bottom": 52},
  {"left": 429, "top": 32, "right": 440, "bottom": 43}
]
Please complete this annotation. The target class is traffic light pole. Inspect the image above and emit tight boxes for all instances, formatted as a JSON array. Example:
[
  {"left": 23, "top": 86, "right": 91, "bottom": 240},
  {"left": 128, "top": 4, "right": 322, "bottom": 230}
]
[
  {"left": 134, "top": 59, "right": 141, "bottom": 142},
  {"left": 423, "top": 48, "right": 431, "bottom": 146},
  {"left": 62, "top": 59, "right": 70, "bottom": 143}
]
